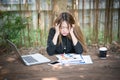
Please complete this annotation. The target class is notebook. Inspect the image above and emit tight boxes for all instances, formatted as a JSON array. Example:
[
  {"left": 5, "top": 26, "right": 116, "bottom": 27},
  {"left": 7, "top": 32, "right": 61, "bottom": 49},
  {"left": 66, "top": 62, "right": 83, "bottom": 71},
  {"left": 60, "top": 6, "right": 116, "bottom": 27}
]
[{"left": 7, "top": 39, "right": 51, "bottom": 66}]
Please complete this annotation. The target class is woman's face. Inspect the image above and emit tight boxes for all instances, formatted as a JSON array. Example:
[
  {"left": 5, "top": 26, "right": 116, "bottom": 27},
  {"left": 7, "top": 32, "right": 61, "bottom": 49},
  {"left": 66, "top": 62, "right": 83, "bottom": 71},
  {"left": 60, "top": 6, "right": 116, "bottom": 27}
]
[{"left": 60, "top": 21, "right": 70, "bottom": 36}]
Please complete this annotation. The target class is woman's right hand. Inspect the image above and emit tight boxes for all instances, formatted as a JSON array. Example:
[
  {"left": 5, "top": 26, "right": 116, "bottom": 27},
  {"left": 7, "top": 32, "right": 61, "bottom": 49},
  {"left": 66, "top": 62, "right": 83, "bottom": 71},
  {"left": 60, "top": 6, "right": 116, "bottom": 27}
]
[{"left": 55, "top": 23, "right": 60, "bottom": 35}]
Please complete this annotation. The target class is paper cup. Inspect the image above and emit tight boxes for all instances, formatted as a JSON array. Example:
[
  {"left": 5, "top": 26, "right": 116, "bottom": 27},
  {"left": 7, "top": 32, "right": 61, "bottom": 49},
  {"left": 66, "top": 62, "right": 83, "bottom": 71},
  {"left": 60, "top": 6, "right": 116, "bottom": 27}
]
[{"left": 99, "top": 47, "right": 107, "bottom": 59}]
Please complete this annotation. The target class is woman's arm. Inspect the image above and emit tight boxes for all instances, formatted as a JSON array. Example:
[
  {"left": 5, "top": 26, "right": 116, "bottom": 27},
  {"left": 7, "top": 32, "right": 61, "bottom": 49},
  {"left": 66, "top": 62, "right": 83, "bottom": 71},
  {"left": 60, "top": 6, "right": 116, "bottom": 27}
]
[
  {"left": 46, "top": 28, "right": 57, "bottom": 56},
  {"left": 52, "top": 24, "right": 60, "bottom": 45},
  {"left": 74, "top": 42, "right": 83, "bottom": 54},
  {"left": 70, "top": 30, "right": 78, "bottom": 45},
  {"left": 69, "top": 25, "right": 83, "bottom": 54},
  {"left": 69, "top": 25, "right": 78, "bottom": 46}
]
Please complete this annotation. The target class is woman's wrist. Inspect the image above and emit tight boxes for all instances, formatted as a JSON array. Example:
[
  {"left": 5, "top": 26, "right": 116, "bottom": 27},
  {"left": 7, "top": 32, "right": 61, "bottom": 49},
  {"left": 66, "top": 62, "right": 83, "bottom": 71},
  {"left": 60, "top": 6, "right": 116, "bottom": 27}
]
[
  {"left": 70, "top": 31, "right": 78, "bottom": 45},
  {"left": 52, "top": 32, "right": 59, "bottom": 45},
  {"left": 55, "top": 32, "right": 59, "bottom": 36}
]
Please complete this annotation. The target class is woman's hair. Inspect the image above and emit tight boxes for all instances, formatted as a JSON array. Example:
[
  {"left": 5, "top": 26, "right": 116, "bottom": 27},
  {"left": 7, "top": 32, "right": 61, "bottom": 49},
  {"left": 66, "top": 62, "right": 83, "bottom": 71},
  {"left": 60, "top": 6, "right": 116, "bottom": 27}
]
[{"left": 53, "top": 12, "right": 87, "bottom": 52}]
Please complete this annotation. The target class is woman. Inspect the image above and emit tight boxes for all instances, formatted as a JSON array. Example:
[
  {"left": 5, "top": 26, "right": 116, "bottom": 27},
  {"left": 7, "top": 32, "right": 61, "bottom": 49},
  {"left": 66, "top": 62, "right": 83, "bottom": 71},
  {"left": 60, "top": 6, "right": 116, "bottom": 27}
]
[{"left": 46, "top": 12, "right": 87, "bottom": 56}]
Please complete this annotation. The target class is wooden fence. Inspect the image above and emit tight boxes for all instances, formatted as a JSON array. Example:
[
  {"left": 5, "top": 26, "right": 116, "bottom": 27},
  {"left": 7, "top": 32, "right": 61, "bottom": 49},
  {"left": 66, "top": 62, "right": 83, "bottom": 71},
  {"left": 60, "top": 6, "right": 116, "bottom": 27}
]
[{"left": 0, "top": 0, "right": 120, "bottom": 47}]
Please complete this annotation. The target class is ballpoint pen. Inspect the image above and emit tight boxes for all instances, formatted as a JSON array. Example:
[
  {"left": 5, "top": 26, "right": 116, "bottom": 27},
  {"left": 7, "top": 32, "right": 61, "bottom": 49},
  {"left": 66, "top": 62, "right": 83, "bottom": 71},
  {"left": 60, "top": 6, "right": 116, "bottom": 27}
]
[{"left": 80, "top": 54, "right": 85, "bottom": 63}]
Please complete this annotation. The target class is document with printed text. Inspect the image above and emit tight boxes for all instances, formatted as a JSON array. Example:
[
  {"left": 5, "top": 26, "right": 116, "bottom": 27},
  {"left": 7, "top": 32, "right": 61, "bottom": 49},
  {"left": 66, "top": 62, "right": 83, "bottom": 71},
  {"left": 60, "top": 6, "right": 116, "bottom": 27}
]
[{"left": 55, "top": 54, "right": 93, "bottom": 65}]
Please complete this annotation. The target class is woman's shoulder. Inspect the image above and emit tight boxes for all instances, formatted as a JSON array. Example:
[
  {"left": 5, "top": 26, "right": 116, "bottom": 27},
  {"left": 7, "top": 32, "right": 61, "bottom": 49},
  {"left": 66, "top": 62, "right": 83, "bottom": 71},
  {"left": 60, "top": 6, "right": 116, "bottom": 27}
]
[{"left": 49, "top": 27, "right": 55, "bottom": 32}]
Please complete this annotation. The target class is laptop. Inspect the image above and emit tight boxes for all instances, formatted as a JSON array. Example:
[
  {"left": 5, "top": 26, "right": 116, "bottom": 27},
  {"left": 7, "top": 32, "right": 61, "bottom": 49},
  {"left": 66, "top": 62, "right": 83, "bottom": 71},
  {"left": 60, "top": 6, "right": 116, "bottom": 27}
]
[{"left": 7, "top": 39, "right": 51, "bottom": 66}]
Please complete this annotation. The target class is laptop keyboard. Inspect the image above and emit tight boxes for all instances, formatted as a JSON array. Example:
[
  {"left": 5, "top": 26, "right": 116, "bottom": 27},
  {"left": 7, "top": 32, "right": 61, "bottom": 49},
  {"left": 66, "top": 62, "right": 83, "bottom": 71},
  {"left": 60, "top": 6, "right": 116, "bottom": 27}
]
[{"left": 23, "top": 56, "right": 38, "bottom": 63}]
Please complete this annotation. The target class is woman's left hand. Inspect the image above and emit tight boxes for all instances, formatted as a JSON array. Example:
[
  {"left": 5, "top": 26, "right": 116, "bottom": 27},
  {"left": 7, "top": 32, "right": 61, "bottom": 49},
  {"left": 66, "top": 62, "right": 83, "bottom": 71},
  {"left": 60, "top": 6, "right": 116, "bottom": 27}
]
[{"left": 69, "top": 24, "right": 75, "bottom": 34}]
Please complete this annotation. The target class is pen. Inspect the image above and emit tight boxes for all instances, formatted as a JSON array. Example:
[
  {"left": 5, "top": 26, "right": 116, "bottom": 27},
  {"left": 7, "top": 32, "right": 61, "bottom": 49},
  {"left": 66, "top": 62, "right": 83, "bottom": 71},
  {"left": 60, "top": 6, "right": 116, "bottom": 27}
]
[{"left": 80, "top": 54, "right": 85, "bottom": 63}]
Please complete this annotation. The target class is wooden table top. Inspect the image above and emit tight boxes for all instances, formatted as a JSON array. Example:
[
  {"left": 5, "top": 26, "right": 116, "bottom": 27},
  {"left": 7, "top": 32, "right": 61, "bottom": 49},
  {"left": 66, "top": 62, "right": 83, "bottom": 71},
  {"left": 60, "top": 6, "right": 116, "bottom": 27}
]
[{"left": 0, "top": 51, "right": 120, "bottom": 80}]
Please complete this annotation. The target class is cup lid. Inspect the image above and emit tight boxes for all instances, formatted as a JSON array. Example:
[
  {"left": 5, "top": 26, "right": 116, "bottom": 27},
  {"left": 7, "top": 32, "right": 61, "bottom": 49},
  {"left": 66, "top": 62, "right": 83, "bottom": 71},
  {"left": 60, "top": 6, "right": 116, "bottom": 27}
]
[{"left": 99, "top": 47, "right": 107, "bottom": 51}]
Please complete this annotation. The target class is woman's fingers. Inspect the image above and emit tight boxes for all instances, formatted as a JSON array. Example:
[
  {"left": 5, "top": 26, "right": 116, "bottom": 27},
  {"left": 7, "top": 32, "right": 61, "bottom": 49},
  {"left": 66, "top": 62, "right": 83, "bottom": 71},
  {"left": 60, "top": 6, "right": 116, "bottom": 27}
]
[
  {"left": 69, "top": 24, "right": 75, "bottom": 34},
  {"left": 72, "top": 24, "right": 75, "bottom": 28},
  {"left": 55, "top": 24, "right": 60, "bottom": 30},
  {"left": 55, "top": 23, "right": 60, "bottom": 35}
]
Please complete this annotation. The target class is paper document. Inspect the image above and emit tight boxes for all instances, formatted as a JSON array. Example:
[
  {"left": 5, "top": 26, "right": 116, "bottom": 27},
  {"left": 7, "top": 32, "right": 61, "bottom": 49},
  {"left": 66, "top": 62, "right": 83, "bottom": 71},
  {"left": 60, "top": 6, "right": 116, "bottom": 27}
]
[{"left": 55, "top": 54, "right": 93, "bottom": 65}]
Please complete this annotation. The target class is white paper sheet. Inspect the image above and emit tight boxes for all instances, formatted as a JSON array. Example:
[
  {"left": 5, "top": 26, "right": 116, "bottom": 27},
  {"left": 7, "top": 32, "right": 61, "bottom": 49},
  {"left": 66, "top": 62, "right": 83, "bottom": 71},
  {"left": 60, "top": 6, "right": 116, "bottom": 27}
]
[{"left": 55, "top": 54, "right": 93, "bottom": 65}]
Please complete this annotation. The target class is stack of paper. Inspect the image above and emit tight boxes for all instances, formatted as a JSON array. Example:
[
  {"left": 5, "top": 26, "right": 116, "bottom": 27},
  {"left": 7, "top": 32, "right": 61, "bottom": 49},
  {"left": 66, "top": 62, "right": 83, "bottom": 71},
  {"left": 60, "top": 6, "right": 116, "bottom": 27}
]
[{"left": 55, "top": 54, "right": 93, "bottom": 65}]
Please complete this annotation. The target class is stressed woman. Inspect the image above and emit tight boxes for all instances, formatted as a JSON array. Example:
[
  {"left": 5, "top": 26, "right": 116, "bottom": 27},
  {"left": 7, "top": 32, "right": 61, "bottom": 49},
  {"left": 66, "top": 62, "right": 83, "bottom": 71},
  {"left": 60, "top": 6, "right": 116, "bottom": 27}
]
[{"left": 46, "top": 12, "right": 87, "bottom": 56}]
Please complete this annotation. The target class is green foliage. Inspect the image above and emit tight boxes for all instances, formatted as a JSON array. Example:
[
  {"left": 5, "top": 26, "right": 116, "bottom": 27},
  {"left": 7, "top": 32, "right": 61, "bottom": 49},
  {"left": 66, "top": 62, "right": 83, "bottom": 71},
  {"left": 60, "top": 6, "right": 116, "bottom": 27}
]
[
  {"left": 98, "top": 31, "right": 104, "bottom": 44},
  {"left": 0, "top": 12, "right": 27, "bottom": 46}
]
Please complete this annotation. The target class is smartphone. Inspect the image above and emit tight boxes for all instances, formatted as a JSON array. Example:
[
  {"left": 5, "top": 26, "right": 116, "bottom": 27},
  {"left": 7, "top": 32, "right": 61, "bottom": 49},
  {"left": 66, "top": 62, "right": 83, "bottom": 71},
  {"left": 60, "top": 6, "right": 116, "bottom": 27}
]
[
  {"left": 48, "top": 61, "right": 60, "bottom": 65},
  {"left": 50, "top": 61, "right": 59, "bottom": 64}
]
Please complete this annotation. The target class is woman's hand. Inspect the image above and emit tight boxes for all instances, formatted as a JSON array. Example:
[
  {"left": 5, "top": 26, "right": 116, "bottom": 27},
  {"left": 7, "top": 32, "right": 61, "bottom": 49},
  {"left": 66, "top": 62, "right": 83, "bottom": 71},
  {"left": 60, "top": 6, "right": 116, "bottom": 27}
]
[{"left": 69, "top": 24, "right": 75, "bottom": 35}]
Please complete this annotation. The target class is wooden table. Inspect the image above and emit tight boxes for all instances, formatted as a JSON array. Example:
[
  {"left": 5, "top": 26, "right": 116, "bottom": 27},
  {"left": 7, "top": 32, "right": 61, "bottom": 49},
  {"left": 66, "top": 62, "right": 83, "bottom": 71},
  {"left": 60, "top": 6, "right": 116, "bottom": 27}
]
[{"left": 0, "top": 52, "right": 120, "bottom": 80}]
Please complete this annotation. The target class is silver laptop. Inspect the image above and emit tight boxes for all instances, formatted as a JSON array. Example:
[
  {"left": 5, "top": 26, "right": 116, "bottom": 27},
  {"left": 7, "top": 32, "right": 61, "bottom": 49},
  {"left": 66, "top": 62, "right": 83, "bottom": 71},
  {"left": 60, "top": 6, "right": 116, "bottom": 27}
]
[{"left": 7, "top": 40, "right": 51, "bottom": 66}]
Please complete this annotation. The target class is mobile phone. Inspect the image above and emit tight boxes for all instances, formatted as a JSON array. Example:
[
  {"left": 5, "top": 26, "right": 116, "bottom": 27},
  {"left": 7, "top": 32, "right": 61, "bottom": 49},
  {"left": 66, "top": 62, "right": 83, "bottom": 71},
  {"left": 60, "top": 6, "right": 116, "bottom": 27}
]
[
  {"left": 50, "top": 61, "right": 59, "bottom": 64},
  {"left": 48, "top": 61, "right": 60, "bottom": 66}
]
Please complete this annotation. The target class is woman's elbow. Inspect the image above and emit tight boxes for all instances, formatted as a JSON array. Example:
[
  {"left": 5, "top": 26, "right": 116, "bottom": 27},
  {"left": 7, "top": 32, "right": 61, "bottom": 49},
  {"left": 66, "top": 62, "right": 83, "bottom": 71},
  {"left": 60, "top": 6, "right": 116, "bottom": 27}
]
[
  {"left": 46, "top": 48, "right": 54, "bottom": 56},
  {"left": 47, "top": 52, "right": 54, "bottom": 56},
  {"left": 76, "top": 48, "right": 83, "bottom": 54},
  {"left": 80, "top": 48, "right": 83, "bottom": 54}
]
